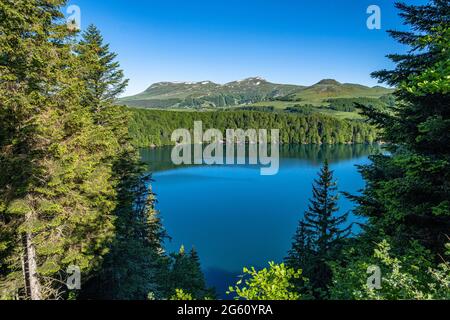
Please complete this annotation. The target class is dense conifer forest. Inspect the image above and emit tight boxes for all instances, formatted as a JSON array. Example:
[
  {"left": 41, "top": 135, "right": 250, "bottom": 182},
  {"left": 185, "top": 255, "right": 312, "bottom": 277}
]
[{"left": 129, "top": 109, "right": 378, "bottom": 147}]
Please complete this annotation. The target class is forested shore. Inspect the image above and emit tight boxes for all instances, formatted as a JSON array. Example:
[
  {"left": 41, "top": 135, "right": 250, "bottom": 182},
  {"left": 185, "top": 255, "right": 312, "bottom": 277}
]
[{"left": 129, "top": 109, "right": 378, "bottom": 147}]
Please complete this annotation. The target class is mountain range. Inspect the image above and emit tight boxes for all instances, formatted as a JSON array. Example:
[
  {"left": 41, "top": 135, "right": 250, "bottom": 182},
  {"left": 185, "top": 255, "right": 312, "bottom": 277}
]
[{"left": 119, "top": 77, "right": 393, "bottom": 109}]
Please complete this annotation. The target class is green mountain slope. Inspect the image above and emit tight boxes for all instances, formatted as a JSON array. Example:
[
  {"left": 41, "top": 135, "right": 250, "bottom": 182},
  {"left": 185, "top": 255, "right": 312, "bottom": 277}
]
[
  {"left": 290, "top": 79, "right": 394, "bottom": 104},
  {"left": 119, "top": 77, "right": 393, "bottom": 110}
]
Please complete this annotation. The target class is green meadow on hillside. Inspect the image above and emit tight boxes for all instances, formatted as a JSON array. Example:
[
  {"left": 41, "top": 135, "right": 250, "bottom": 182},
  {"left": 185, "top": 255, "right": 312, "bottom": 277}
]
[{"left": 119, "top": 78, "right": 393, "bottom": 120}]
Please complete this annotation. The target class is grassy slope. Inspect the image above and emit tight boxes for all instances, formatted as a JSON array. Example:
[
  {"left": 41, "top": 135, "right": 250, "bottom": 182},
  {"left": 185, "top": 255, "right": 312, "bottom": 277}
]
[
  {"left": 244, "top": 81, "right": 393, "bottom": 119},
  {"left": 120, "top": 78, "right": 393, "bottom": 120}
]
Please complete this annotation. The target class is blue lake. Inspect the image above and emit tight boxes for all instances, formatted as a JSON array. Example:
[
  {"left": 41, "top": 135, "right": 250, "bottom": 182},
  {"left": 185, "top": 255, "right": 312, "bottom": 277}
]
[{"left": 141, "top": 144, "right": 379, "bottom": 298}]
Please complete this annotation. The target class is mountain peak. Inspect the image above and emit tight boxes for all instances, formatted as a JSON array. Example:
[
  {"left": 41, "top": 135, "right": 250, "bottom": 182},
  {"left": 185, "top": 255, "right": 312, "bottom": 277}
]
[
  {"left": 249, "top": 76, "right": 266, "bottom": 80},
  {"left": 240, "top": 76, "right": 267, "bottom": 82},
  {"left": 120, "top": 77, "right": 393, "bottom": 109},
  {"left": 153, "top": 80, "right": 215, "bottom": 85},
  {"left": 315, "top": 79, "right": 341, "bottom": 86},
  {"left": 145, "top": 80, "right": 217, "bottom": 90},
  {"left": 228, "top": 77, "right": 268, "bottom": 86}
]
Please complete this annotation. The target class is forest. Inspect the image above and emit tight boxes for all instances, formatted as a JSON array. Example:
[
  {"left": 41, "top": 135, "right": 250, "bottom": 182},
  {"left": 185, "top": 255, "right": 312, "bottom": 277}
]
[
  {"left": 129, "top": 109, "right": 378, "bottom": 147},
  {"left": 0, "top": 0, "right": 449, "bottom": 301},
  {"left": 326, "top": 96, "right": 395, "bottom": 112}
]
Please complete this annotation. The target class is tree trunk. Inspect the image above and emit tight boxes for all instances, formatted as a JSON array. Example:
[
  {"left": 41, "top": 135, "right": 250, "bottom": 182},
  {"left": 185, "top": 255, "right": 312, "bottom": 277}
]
[
  {"left": 23, "top": 211, "right": 42, "bottom": 300},
  {"left": 21, "top": 241, "right": 30, "bottom": 298},
  {"left": 26, "top": 231, "right": 42, "bottom": 300}
]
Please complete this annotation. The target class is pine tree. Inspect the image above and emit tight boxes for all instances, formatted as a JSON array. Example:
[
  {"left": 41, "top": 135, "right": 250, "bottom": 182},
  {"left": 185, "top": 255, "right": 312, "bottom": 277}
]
[
  {"left": 354, "top": 0, "right": 450, "bottom": 253},
  {"left": 285, "top": 221, "right": 313, "bottom": 296},
  {"left": 74, "top": 26, "right": 168, "bottom": 300},
  {"left": 80, "top": 169, "right": 168, "bottom": 300},
  {"left": 304, "top": 161, "right": 351, "bottom": 254},
  {"left": 76, "top": 24, "right": 129, "bottom": 118},
  {"left": 187, "top": 247, "right": 212, "bottom": 298},
  {"left": 164, "top": 246, "right": 214, "bottom": 300},
  {"left": 166, "top": 246, "right": 192, "bottom": 296},
  {"left": 286, "top": 222, "right": 311, "bottom": 270},
  {"left": 287, "top": 161, "right": 351, "bottom": 298},
  {"left": 327, "top": 0, "right": 450, "bottom": 300},
  {"left": 0, "top": 1, "right": 117, "bottom": 299}
]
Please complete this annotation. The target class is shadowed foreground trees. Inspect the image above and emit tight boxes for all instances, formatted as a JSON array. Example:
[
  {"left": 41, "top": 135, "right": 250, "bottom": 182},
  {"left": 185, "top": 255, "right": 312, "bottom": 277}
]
[
  {"left": 330, "top": 0, "right": 450, "bottom": 299},
  {"left": 286, "top": 161, "right": 351, "bottom": 299}
]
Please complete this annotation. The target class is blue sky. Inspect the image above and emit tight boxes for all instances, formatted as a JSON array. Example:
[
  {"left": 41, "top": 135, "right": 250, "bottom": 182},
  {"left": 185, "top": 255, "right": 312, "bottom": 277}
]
[{"left": 68, "top": 0, "right": 425, "bottom": 96}]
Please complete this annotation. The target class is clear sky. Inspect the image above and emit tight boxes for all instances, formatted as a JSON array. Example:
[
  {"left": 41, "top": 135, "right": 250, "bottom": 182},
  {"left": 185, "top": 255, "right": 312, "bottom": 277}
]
[{"left": 67, "top": 0, "right": 426, "bottom": 96}]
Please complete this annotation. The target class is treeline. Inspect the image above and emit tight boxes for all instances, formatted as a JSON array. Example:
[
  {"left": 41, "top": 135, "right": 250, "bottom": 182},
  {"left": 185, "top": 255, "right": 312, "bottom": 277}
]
[
  {"left": 327, "top": 96, "right": 394, "bottom": 112},
  {"left": 0, "top": 2, "right": 210, "bottom": 300},
  {"left": 180, "top": 93, "right": 243, "bottom": 108},
  {"left": 129, "top": 109, "right": 378, "bottom": 147},
  {"left": 124, "top": 98, "right": 183, "bottom": 109}
]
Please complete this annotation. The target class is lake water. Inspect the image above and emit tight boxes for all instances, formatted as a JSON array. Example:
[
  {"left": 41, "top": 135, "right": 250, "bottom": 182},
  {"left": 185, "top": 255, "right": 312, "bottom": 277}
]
[{"left": 141, "top": 144, "right": 379, "bottom": 298}]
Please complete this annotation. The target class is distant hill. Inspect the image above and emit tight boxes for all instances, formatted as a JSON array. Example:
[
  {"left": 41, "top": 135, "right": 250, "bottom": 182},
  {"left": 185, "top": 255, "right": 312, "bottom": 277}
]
[
  {"left": 119, "top": 77, "right": 393, "bottom": 109},
  {"left": 287, "top": 79, "right": 394, "bottom": 104}
]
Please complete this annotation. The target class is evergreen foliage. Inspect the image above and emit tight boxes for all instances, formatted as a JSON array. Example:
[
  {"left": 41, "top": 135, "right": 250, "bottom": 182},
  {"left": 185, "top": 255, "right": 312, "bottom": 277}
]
[
  {"left": 72, "top": 23, "right": 169, "bottom": 300},
  {"left": 76, "top": 24, "right": 129, "bottom": 117},
  {"left": 0, "top": 0, "right": 448, "bottom": 301},
  {"left": 0, "top": 0, "right": 117, "bottom": 299},
  {"left": 129, "top": 109, "right": 378, "bottom": 147},
  {"left": 161, "top": 246, "right": 215, "bottom": 300},
  {"left": 353, "top": 0, "right": 450, "bottom": 254},
  {"left": 286, "top": 161, "right": 351, "bottom": 298},
  {"left": 330, "top": 0, "right": 450, "bottom": 299},
  {"left": 0, "top": 3, "right": 201, "bottom": 300}
]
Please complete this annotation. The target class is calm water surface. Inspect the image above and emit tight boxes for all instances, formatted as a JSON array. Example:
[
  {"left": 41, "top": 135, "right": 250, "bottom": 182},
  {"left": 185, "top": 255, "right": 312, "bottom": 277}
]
[{"left": 141, "top": 144, "right": 379, "bottom": 297}]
